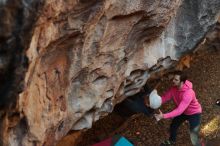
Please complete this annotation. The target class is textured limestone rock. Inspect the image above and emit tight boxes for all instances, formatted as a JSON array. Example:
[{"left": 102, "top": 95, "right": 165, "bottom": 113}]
[
  {"left": 0, "top": 0, "right": 219, "bottom": 146},
  {"left": 205, "top": 16, "right": 220, "bottom": 50}
]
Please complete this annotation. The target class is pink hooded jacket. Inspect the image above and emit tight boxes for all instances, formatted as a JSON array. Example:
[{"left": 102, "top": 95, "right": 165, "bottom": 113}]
[{"left": 162, "top": 80, "right": 202, "bottom": 119}]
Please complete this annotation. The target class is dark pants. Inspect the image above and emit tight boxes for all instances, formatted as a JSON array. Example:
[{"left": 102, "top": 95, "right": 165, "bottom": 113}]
[
  {"left": 114, "top": 92, "right": 154, "bottom": 117},
  {"left": 169, "top": 114, "right": 201, "bottom": 146},
  {"left": 123, "top": 93, "right": 153, "bottom": 116}
]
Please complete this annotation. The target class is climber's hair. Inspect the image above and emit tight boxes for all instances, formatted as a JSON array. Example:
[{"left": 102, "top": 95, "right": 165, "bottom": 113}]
[{"left": 172, "top": 70, "right": 188, "bottom": 83}]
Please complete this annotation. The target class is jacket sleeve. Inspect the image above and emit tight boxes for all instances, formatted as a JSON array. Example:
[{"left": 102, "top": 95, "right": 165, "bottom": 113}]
[
  {"left": 163, "top": 91, "right": 193, "bottom": 119},
  {"left": 161, "top": 87, "right": 174, "bottom": 104}
]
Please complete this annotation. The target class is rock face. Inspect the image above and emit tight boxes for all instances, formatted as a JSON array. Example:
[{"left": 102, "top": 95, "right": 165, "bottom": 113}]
[
  {"left": 205, "top": 17, "right": 220, "bottom": 50},
  {"left": 0, "top": 0, "right": 219, "bottom": 146}
]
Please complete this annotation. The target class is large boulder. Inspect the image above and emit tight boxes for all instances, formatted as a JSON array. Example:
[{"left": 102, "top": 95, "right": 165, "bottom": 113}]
[{"left": 0, "top": 0, "right": 219, "bottom": 145}]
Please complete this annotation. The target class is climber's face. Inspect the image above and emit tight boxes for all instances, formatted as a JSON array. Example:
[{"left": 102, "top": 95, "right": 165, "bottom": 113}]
[{"left": 172, "top": 75, "right": 181, "bottom": 87}]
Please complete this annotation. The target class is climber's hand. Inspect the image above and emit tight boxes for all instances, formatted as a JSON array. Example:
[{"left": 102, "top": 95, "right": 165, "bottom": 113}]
[
  {"left": 144, "top": 96, "right": 150, "bottom": 107},
  {"left": 154, "top": 109, "right": 163, "bottom": 121}
]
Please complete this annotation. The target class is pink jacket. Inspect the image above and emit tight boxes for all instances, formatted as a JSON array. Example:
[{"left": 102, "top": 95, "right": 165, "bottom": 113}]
[{"left": 162, "top": 80, "right": 202, "bottom": 119}]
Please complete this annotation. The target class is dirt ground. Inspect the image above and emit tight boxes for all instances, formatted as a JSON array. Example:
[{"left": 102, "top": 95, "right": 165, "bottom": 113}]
[{"left": 78, "top": 48, "right": 220, "bottom": 146}]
